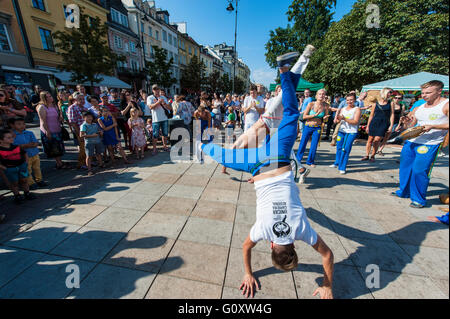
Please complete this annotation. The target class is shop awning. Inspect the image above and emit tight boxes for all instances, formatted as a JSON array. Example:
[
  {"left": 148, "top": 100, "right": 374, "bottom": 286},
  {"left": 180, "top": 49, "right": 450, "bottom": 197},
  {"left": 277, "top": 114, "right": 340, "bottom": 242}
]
[
  {"left": 53, "top": 71, "right": 131, "bottom": 89},
  {"left": 270, "top": 78, "right": 324, "bottom": 92}
]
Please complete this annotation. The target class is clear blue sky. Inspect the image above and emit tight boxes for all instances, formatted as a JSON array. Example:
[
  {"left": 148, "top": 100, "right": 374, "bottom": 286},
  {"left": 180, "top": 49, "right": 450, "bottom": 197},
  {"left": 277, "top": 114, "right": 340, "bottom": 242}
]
[{"left": 157, "top": 0, "right": 357, "bottom": 88}]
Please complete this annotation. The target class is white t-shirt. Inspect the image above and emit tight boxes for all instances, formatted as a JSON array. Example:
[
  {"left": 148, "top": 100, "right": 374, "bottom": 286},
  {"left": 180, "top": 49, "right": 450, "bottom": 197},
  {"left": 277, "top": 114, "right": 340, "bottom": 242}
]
[
  {"left": 339, "top": 107, "right": 359, "bottom": 134},
  {"left": 250, "top": 171, "right": 318, "bottom": 246},
  {"left": 244, "top": 96, "right": 265, "bottom": 127},
  {"left": 147, "top": 95, "right": 168, "bottom": 123}
]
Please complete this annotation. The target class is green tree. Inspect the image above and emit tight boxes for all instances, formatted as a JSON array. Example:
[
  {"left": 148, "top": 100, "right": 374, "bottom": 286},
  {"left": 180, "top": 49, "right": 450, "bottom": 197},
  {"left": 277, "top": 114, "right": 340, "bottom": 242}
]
[
  {"left": 265, "top": 0, "right": 336, "bottom": 69},
  {"left": 180, "top": 55, "right": 206, "bottom": 94},
  {"left": 233, "top": 76, "right": 246, "bottom": 95},
  {"left": 146, "top": 46, "right": 177, "bottom": 90},
  {"left": 207, "top": 70, "right": 221, "bottom": 93},
  {"left": 53, "top": 7, "right": 125, "bottom": 88},
  {"left": 218, "top": 73, "right": 232, "bottom": 94},
  {"left": 304, "top": 0, "right": 449, "bottom": 93}
]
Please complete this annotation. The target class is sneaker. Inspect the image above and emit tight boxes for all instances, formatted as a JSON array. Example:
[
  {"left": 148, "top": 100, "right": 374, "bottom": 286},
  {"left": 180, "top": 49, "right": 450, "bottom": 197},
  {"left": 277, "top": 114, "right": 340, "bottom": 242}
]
[
  {"left": 300, "top": 168, "right": 310, "bottom": 178},
  {"left": 410, "top": 201, "right": 424, "bottom": 209},
  {"left": 339, "top": 170, "right": 346, "bottom": 174},
  {"left": 276, "top": 52, "right": 300, "bottom": 68},
  {"left": 37, "top": 181, "right": 49, "bottom": 187},
  {"left": 29, "top": 183, "right": 38, "bottom": 190},
  {"left": 302, "top": 44, "right": 316, "bottom": 58},
  {"left": 329, "top": 164, "right": 337, "bottom": 168},
  {"left": 24, "top": 192, "right": 36, "bottom": 200}
]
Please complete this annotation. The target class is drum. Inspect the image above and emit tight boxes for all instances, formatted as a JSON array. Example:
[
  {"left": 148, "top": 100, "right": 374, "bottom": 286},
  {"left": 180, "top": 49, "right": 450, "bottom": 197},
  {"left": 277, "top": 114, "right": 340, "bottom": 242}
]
[{"left": 399, "top": 126, "right": 425, "bottom": 140}]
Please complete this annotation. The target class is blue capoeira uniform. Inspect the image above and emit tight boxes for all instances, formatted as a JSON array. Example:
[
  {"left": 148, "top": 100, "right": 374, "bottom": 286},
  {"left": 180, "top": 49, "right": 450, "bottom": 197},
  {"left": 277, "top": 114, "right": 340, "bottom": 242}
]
[{"left": 200, "top": 71, "right": 301, "bottom": 176}]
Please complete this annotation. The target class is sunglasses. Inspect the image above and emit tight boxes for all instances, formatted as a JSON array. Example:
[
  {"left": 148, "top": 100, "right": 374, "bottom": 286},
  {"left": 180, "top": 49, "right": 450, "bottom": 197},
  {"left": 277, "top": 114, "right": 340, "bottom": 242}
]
[{"left": 0, "top": 94, "right": 5, "bottom": 97}]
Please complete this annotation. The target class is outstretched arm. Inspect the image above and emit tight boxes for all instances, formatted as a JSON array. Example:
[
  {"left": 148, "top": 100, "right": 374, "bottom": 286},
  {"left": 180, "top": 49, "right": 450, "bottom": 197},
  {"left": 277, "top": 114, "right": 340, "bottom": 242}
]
[
  {"left": 240, "top": 234, "right": 259, "bottom": 298},
  {"left": 312, "top": 235, "right": 334, "bottom": 299}
]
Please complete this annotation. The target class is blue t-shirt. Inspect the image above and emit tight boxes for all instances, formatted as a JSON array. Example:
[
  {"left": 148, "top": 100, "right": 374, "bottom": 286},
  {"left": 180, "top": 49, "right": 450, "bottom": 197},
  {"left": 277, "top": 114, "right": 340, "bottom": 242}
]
[
  {"left": 80, "top": 122, "right": 101, "bottom": 145},
  {"left": 301, "top": 97, "right": 313, "bottom": 112},
  {"left": 13, "top": 130, "right": 39, "bottom": 157},
  {"left": 410, "top": 99, "right": 426, "bottom": 111}
]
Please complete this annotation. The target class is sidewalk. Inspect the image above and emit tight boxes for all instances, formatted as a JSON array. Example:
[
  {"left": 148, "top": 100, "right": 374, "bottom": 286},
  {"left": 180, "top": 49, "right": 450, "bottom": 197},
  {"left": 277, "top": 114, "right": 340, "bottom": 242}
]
[{"left": 0, "top": 139, "right": 448, "bottom": 299}]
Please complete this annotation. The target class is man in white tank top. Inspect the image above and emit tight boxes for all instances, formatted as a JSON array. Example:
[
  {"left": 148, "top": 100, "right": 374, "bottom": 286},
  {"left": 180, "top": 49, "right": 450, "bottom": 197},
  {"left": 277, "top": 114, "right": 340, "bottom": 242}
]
[{"left": 392, "top": 80, "right": 449, "bottom": 208}]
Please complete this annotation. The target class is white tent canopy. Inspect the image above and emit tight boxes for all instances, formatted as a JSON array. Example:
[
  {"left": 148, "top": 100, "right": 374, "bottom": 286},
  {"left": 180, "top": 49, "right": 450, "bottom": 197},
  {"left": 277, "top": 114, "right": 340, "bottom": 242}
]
[
  {"left": 53, "top": 71, "right": 131, "bottom": 89},
  {"left": 361, "top": 72, "right": 449, "bottom": 92}
]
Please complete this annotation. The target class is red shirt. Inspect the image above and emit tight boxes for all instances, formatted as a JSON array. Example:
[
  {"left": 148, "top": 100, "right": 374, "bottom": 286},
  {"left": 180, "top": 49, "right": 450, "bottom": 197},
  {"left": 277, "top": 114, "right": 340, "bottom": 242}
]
[
  {"left": 0, "top": 144, "right": 26, "bottom": 167},
  {"left": 100, "top": 102, "right": 119, "bottom": 114}
]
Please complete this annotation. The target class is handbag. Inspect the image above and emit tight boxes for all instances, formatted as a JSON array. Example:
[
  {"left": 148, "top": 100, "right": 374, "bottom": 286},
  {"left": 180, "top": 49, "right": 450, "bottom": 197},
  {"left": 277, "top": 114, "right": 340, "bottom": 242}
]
[
  {"left": 163, "top": 105, "right": 173, "bottom": 119},
  {"left": 61, "top": 126, "right": 71, "bottom": 141}
]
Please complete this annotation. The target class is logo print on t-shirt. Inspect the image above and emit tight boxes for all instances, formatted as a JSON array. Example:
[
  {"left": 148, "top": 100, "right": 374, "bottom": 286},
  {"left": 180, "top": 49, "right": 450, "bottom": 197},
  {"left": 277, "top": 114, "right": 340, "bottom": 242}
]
[
  {"left": 428, "top": 114, "right": 439, "bottom": 121},
  {"left": 273, "top": 215, "right": 291, "bottom": 238}
]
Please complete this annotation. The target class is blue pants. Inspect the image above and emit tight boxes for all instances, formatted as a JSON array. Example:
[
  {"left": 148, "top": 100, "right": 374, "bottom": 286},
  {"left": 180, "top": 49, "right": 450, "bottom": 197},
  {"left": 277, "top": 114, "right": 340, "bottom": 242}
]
[
  {"left": 395, "top": 141, "right": 440, "bottom": 206},
  {"left": 334, "top": 131, "right": 357, "bottom": 171},
  {"left": 437, "top": 213, "right": 449, "bottom": 225},
  {"left": 296, "top": 124, "right": 321, "bottom": 165},
  {"left": 201, "top": 71, "right": 301, "bottom": 175}
]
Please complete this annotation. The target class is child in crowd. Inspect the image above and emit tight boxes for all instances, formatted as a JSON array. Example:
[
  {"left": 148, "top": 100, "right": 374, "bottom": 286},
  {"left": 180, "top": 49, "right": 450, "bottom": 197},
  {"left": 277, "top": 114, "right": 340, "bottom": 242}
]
[
  {"left": 0, "top": 129, "right": 36, "bottom": 204},
  {"left": 80, "top": 112, "right": 104, "bottom": 176},
  {"left": 97, "top": 107, "right": 130, "bottom": 166},
  {"left": 128, "top": 107, "right": 146, "bottom": 159},
  {"left": 145, "top": 118, "right": 153, "bottom": 143},
  {"left": 11, "top": 117, "right": 48, "bottom": 189},
  {"left": 225, "top": 106, "right": 236, "bottom": 144}
]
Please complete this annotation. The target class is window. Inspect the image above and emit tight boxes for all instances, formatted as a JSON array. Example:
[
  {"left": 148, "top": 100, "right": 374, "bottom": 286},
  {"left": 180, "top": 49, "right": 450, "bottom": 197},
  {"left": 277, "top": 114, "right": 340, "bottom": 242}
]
[
  {"left": 188, "top": 46, "right": 192, "bottom": 55},
  {"left": 140, "top": 22, "right": 144, "bottom": 32},
  {"left": 155, "top": 30, "right": 159, "bottom": 40},
  {"left": 0, "top": 24, "right": 12, "bottom": 52},
  {"left": 121, "top": 14, "right": 129, "bottom": 27},
  {"left": 168, "top": 34, "right": 172, "bottom": 45},
  {"left": 148, "top": 26, "right": 152, "bottom": 37},
  {"left": 131, "top": 59, "right": 138, "bottom": 71},
  {"left": 174, "top": 54, "right": 178, "bottom": 64},
  {"left": 124, "top": 42, "right": 129, "bottom": 52},
  {"left": 162, "top": 30, "right": 167, "bottom": 42},
  {"left": 39, "top": 27, "right": 54, "bottom": 51},
  {"left": 32, "top": 0, "right": 46, "bottom": 11},
  {"left": 114, "top": 35, "right": 122, "bottom": 49},
  {"left": 130, "top": 42, "right": 136, "bottom": 53},
  {"left": 111, "top": 8, "right": 128, "bottom": 28},
  {"left": 173, "top": 37, "right": 177, "bottom": 47}
]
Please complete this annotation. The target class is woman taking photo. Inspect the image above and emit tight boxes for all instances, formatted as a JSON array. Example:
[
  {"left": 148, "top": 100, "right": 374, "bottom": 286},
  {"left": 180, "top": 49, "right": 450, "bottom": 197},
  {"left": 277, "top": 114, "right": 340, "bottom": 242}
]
[
  {"left": 36, "top": 91, "right": 67, "bottom": 169},
  {"left": 330, "top": 93, "right": 361, "bottom": 174},
  {"left": 0, "top": 88, "right": 26, "bottom": 129},
  {"left": 362, "top": 88, "right": 395, "bottom": 162},
  {"left": 295, "top": 88, "right": 329, "bottom": 167}
]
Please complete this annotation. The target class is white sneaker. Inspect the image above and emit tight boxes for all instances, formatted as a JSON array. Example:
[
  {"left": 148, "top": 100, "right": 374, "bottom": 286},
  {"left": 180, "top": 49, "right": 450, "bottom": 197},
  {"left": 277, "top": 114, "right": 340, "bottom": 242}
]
[
  {"left": 329, "top": 164, "right": 337, "bottom": 168},
  {"left": 302, "top": 44, "right": 316, "bottom": 58},
  {"left": 339, "top": 170, "right": 346, "bottom": 174}
]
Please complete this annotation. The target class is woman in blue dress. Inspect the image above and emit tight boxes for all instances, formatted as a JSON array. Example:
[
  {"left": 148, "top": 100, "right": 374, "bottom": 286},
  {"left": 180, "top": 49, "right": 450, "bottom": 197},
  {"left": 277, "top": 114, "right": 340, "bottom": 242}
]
[{"left": 363, "top": 88, "right": 395, "bottom": 162}]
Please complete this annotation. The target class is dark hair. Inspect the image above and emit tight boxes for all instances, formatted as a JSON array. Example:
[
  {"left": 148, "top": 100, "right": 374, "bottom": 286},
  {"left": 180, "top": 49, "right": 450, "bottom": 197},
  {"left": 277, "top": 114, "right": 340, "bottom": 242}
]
[
  {"left": 249, "top": 85, "right": 257, "bottom": 92},
  {"left": 8, "top": 117, "right": 25, "bottom": 126},
  {"left": 346, "top": 93, "right": 357, "bottom": 99},
  {"left": 271, "top": 244, "right": 298, "bottom": 272},
  {"left": 87, "top": 95, "right": 99, "bottom": 103},
  {"left": 0, "top": 129, "right": 13, "bottom": 140},
  {"left": 82, "top": 112, "right": 94, "bottom": 118}
]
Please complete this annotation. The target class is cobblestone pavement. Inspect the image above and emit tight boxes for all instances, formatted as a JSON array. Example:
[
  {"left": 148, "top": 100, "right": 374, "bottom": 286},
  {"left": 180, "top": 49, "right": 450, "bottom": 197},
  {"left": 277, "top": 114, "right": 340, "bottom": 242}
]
[{"left": 0, "top": 134, "right": 448, "bottom": 299}]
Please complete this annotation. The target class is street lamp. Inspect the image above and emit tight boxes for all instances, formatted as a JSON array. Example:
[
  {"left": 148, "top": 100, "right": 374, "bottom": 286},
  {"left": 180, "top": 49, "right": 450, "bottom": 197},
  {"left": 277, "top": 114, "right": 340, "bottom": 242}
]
[{"left": 226, "top": 0, "right": 238, "bottom": 94}]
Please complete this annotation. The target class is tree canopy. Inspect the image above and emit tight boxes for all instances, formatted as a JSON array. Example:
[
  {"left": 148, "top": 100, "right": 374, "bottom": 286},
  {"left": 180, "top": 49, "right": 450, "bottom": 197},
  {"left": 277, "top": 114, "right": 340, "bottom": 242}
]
[
  {"left": 180, "top": 55, "right": 206, "bottom": 94},
  {"left": 146, "top": 46, "right": 177, "bottom": 90},
  {"left": 53, "top": 7, "right": 125, "bottom": 86}
]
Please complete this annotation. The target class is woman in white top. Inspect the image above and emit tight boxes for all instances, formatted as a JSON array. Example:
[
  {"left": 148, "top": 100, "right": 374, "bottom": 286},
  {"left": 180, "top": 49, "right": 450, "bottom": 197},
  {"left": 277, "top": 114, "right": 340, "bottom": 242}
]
[
  {"left": 212, "top": 93, "right": 222, "bottom": 129},
  {"left": 330, "top": 93, "right": 361, "bottom": 174}
]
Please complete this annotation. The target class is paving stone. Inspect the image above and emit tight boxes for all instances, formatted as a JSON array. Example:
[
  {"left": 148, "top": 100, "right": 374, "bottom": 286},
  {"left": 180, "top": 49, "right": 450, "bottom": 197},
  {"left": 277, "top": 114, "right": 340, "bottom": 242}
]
[
  {"left": 207, "top": 178, "right": 241, "bottom": 191},
  {"left": 68, "top": 263, "right": 155, "bottom": 299},
  {"left": 146, "top": 275, "right": 222, "bottom": 299},
  {"left": 179, "top": 217, "right": 233, "bottom": 247},
  {"left": 399, "top": 244, "right": 449, "bottom": 280},
  {"left": 160, "top": 240, "right": 228, "bottom": 285},
  {"left": 0, "top": 247, "right": 44, "bottom": 288},
  {"left": 4, "top": 221, "right": 81, "bottom": 253},
  {"left": 224, "top": 248, "right": 297, "bottom": 299},
  {"left": 73, "top": 189, "right": 129, "bottom": 206},
  {"left": 293, "top": 263, "right": 373, "bottom": 299},
  {"left": 234, "top": 205, "right": 256, "bottom": 226},
  {"left": 339, "top": 237, "right": 426, "bottom": 276},
  {"left": 129, "top": 181, "right": 172, "bottom": 197},
  {"left": 191, "top": 200, "right": 236, "bottom": 222},
  {"left": 149, "top": 196, "right": 197, "bottom": 216},
  {"left": 200, "top": 188, "right": 239, "bottom": 204},
  {"left": 50, "top": 226, "right": 126, "bottom": 262},
  {"left": 230, "top": 223, "right": 271, "bottom": 254},
  {"left": 237, "top": 191, "right": 257, "bottom": 206},
  {"left": 112, "top": 193, "right": 160, "bottom": 212},
  {"left": 359, "top": 269, "right": 448, "bottom": 299},
  {"left": 145, "top": 173, "right": 182, "bottom": 185},
  {"left": 103, "top": 233, "right": 175, "bottom": 273},
  {"left": 294, "top": 233, "right": 353, "bottom": 266},
  {"left": 85, "top": 207, "right": 148, "bottom": 233},
  {"left": 45, "top": 204, "right": 107, "bottom": 226},
  {"left": 165, "top": 184, "right": 205, "bottom": 200},
  {"left": 0, "top": 254, "right": 96, "bottom": 299},
  {"left": 175, "top": 174, "right": 210, "bottom": 187},
  {"left": 130, "top": 212, "right": 187, "bottom": 239}
]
